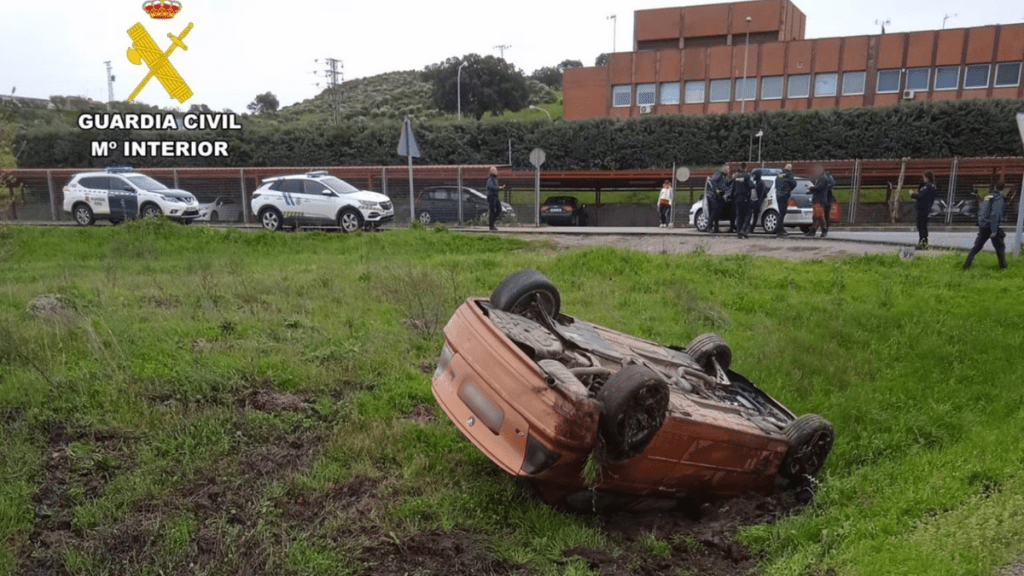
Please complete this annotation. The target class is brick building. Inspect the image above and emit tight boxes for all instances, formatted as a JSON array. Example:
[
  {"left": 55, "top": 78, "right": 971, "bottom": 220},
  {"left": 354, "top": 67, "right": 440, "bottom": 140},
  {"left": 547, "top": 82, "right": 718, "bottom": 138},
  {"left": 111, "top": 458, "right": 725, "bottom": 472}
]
[{"left": 563, "top": 0, "right": 1024, "bottom": 119}]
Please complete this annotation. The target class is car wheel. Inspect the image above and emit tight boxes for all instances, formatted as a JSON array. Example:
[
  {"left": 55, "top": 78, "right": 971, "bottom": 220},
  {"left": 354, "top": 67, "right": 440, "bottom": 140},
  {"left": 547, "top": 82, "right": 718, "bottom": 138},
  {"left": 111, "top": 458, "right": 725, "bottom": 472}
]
[
  {"left": 141, "top": 204, "right": 163, "bottom": 219},
  {"left": 779, "top": 414, "right": 835, "bottom": 485},
  {"left": 259, "top": 207, "right": 283, "bottom": 231},
  {"left": 761, "top": 209, "right": 779, "bottom": 234},
  {"left": 338, "top": 208, "right": 362, "bottom": 233},
  {"left": 685, "top": 333, "right": 732, "bottom": 373},
  {"left": 73, "top": 204, "right": 95, "bottom": 226},
  {"left": 209, "top": 211, "right": 219, "bottom": 222},
  {"left": 694, "top": 209, "right": 708, "bottom": 232},
  {"left": 417, "top": 211, "right": 432, "bottom": 225},
  {"left": 597, "top": 365, "right": 669, "bottom": 463},
  {"left": 490, "top": 269, "right": 561, "bottom": 319}
]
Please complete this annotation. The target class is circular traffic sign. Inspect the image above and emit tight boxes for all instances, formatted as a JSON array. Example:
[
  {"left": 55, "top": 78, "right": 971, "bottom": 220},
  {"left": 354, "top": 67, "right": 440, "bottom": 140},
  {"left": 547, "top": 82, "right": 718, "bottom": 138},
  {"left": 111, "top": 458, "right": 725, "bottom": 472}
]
[{"left": 675, "top": 166, "right": 691, "bottom": 182}]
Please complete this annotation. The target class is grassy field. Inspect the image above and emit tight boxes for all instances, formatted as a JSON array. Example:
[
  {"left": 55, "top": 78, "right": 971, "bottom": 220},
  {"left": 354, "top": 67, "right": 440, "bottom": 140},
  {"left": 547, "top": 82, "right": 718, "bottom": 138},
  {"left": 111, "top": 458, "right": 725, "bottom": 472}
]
[{"left": 1, "top": 220, "right": 1022, "bottom": 575}]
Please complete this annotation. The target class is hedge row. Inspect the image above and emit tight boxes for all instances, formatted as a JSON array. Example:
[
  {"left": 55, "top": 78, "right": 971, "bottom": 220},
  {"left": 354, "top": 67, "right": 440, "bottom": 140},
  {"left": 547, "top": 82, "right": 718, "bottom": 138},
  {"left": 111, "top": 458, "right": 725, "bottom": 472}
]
[{"left": 15, "top": 99, "right": 1024, "bottom": 169}]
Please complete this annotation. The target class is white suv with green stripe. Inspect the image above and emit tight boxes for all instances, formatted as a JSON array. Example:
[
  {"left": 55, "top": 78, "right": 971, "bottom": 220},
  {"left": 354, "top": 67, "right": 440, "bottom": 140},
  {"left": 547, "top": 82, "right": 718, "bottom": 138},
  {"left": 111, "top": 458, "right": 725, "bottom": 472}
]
[{"left": 250, "top": 171, "right": 394, "bottom": 232}]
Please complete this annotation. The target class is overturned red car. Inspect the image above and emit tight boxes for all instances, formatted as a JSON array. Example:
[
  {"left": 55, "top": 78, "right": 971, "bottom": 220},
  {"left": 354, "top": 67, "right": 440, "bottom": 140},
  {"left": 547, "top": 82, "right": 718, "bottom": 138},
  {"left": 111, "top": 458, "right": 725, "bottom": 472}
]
[{"left": 431, "top": 270, "right": 834, "bottom": 511}]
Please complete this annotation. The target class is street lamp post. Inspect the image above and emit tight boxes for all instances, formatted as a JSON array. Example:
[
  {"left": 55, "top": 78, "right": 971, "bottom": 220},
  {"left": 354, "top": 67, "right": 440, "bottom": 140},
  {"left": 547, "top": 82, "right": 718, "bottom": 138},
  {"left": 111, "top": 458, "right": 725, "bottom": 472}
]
[
  {"left": 457, "top": 61, "right": 468, "bottom": 121},
  {"left": 756, "top": 130, "right": 764, "bottom": 167},
  {"left": 607, "top": 14, "right": 617, "bottom": 53},
  {"left": 741, "top": 16, "right": 752, "bottom": 113},
  {"left": 529, "top": 105, "right": 552, "bottom": 121}
]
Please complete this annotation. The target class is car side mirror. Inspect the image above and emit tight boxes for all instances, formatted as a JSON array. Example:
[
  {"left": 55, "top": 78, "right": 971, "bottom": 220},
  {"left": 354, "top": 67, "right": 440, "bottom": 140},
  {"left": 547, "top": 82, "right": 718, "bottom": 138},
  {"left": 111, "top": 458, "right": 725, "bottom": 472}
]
[{"left": 321, "top": 190, "right": 333, "bottom": 196}]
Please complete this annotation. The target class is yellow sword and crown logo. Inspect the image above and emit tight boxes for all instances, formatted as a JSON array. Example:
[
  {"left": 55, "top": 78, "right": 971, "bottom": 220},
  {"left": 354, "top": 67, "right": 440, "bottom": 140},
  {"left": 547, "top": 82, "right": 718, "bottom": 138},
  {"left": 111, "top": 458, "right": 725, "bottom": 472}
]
[{"left": 125, "top": 22, "right": 193, "bottom": 103}]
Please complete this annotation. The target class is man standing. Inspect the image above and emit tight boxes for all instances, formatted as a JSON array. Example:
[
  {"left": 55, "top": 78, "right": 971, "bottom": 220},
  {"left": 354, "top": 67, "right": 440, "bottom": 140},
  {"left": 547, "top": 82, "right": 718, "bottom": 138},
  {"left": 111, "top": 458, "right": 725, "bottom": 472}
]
[
  {"left": 486, "top": 166, "right": 505, "bottom": 231},
  {"left": 751, "top": 171, "right": 769, "bottom": 232},
  {"left": 775, "top": 164, "right": 797, "bottom": 236},
  {"left": 706, "top": 163, "right": 730, "bottom": 233},
  {"left": 806, "top": 166, "right": 830, "bottom": 237},
  {"left": 657, "top": 180, "right": 673, "bottom": 228},
  {"left": 732, "top": 163, "right": 755, "bottom": 239},
  {"left": 910, "top": 171, "right": 938, "bottom": 249},
  {"left": 963, "top": 182, "right": 1008, "bottom": 270}
]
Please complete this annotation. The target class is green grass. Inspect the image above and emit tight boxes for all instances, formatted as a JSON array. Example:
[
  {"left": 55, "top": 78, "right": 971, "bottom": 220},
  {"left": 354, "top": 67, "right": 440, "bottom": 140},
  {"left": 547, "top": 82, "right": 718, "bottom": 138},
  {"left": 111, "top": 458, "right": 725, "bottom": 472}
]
[{"left": 1, "top": 219, "right": 1023, "bottom": 575}]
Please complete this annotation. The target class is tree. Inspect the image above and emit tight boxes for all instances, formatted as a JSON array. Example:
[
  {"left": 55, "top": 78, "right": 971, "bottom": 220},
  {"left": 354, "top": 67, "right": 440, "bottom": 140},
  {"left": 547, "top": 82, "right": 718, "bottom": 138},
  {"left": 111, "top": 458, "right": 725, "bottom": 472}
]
[
  {"left": 423, "top": 54, "right": 530, "bottom": 120},
  {"left": 595, "top": 53, "right": 609, "bottom": 67},
  {"left": 557, "top": 59, "right": 583, "bottom": 71},
  {"left": 530, "top": 66, "right": 562, "bottom": 89},
  {"left": 247, "top": 92, "right": 279, "bottom": 114}
]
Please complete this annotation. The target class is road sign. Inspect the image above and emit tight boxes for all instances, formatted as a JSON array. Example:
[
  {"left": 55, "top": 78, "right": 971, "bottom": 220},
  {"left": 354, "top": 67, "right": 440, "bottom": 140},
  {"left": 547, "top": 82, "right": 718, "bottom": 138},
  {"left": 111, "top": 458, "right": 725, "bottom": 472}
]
[
  {"left": 397, "top": 118, "right": 421, "bottom": 158},
  {"left": 529, "top": 148, "right": 546, "bottom": 168},
  {"left": 675, "top": 166, "right": 690, "bottom": 182}
]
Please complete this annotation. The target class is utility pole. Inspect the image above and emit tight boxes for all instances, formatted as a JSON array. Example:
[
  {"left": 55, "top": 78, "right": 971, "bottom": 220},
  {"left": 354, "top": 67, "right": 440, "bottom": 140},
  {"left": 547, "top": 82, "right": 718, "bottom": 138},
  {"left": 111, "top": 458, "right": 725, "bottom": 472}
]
[
  {"left": 104, "top": 60, "right": 115, "bottom": 111},
  {"left": 942, "top": 13, "right": 957, "bottom": 29},
  {"left": 493, "top": 44, "right": 511, "bottom": 60},
  {"left": 317, "top": 57, "right": 344, "bottom": 124}
]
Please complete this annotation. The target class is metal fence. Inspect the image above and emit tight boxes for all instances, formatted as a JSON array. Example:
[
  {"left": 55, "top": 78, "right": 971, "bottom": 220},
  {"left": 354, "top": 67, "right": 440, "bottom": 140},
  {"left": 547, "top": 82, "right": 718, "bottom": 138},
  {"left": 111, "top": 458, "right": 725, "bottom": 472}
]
[{"left": 1, "top": 158, "right": 1021, "bottom": 227}]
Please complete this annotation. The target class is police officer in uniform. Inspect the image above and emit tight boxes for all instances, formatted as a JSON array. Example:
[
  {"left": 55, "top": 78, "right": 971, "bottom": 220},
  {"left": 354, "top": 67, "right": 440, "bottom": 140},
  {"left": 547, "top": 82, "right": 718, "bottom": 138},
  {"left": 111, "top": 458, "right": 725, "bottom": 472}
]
[
  {"left": 706, "top": 163, "right": 730, "bottom": 233},
  {"left": 732, "top": 163, "right": 755, "bottom": 238},
  {"left": 775, "top": 164, "right": 797, "bottom": 236},
  {"left": 963, "top": 181, "right": 1008, "bottom": 270}
]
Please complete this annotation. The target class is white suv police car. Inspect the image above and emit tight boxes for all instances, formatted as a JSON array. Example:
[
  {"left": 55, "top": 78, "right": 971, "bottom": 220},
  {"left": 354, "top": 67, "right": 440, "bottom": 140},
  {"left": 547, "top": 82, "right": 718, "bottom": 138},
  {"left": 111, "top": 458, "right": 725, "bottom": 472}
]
[
  {"left": 63, "top": 167, "right": 200, "bottom": 225},
  {"left": 250, "top": 171, "right": 394, "bottom": 232}
]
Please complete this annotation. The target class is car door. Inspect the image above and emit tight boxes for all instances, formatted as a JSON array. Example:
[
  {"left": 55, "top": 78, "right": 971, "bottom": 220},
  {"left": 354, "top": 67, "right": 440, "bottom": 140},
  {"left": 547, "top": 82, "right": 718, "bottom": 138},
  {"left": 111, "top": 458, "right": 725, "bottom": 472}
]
[
  {"left": 108, "top": 176, "right": 139, "bottom": 221},
  {"left": 302, "top": 180, "right": 335, "bottom": 225},
  {"left": 273, "top": 179, "right": 306, "bottom": 225}
]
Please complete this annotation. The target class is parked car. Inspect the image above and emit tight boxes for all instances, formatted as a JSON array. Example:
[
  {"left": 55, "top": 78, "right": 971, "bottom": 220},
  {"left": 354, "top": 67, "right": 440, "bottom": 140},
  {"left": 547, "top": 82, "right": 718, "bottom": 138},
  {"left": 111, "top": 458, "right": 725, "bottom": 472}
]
[
  {"left": 540, "top": 196, "right": 588, "bottom": 226},
  {"left": 431, "top": 270, "right": 834, "bottom": 512},
  {"left": 250, "top": 171, "right": 394, "bottom": 232},
  {"left": 414, "top": 186, "right": 515, "bottom": 225},
  {"left": 689, "top": 168, "right": 814, "bottom": 234},
  {"left": 197, "top": 196, "right": 244, "bottom": 222},
  {"left": 62, "top": 167, "right": 200, "bottom": 225}
]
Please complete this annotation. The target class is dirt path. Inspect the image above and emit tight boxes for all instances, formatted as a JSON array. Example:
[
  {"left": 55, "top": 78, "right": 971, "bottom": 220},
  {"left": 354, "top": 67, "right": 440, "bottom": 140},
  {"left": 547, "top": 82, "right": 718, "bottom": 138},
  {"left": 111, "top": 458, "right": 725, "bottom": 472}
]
[{"left": 514, "top": 232, "right": 945, "bottom": 260}]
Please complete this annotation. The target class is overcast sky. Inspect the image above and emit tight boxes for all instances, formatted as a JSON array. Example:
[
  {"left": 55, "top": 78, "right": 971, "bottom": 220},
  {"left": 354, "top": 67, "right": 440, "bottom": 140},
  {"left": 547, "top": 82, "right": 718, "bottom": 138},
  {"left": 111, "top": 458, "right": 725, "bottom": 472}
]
[{"left": 1, "top": 0, "right": 1020, "bottom": 113}]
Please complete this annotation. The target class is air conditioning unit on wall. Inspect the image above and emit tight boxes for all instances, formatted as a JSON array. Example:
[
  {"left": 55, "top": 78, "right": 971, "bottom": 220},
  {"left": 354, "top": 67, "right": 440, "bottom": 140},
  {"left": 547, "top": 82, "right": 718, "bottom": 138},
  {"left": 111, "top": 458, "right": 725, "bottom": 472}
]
[
  {"left": 902, "top": 90, "right": 915, "bottom": 100},
  {"left": 639, "top": 104, "right": 653, "bottom": 114}
]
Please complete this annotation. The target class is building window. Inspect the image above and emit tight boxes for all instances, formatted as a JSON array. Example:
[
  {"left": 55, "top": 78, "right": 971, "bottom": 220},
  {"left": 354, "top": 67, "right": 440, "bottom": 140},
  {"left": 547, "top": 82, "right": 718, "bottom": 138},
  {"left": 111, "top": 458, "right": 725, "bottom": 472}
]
[
  {"left": 877, "top": 69, "right": 901, "bottom": 93},
  {"left": 612, "top": 85, "right": 632, "bottom": 107},
  {"left": 842, "top": 71, "right": 866, "bottom": 95},
  {"left": 964, "top": 65, "right": 990, "bottom": 89},
  {"left": 709, "top": 79, "right": 732, "bottom": 102},
  {"left": 660, "top": 82, "right": 680, "bottom": 105},
  {"left": 934, "top": 66, "right": 960, "bottom": 90},
  {"left": 788, "top": 74, "right": 810, "bottom": 98},
  {"left": 684, "top": 80, "right": 706, "bottom": 103},
  {"left": 761, "top": 76, "right": 784, "bottom": 99},
  {"left": 995, "top": 62, "right": 1021, "bottom": 87},
  {"left": 735, "top": 78, "right": 757, "bottom": 101},
  {"left": 906, "top": 68, "right": 930, "bottom": 91},
  {"left": 636, "top": 83, "right": 656, "bottom": 106},
  {"left": 814, "top": 73, "right": 838, "bottom": 97}
]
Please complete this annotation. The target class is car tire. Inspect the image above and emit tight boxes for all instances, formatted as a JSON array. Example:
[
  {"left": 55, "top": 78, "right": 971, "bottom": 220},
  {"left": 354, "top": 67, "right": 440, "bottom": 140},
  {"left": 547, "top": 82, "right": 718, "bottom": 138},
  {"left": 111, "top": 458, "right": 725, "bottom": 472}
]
[
  {"left": 597, "top": 365, "right": 669, "bottom": 463},
  {"left": 141, "top": 204, "right": 163, "bottom": 219},
  {"left": 258, "top": 207, "right": 283, "bottom": 231},
  {"left": 338, "top": 208, "right": 362, "bottom": 233},
  {"left": 685, "top": 333, "right": 732, "bottom": 373},
  {"left": 73, "top": 204, "right": 95, "bottom": 226},
  {"left": 490, "top": 269, "right": 561, "bottom": 318},
  {"left": 694, "top": 209, "right": 708, "bottom": 232},
  {"left": 761, "top": 209, "right": 779, "bottom": 234},
  {"left": 417, "top": 211, "right": 432, "bottom": 225},
  {"left": 779, "top": 414, "right": 835, "bottom": 485},
  {"left": 209, "top": 211, "right": 219, "bottom": 223}
]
